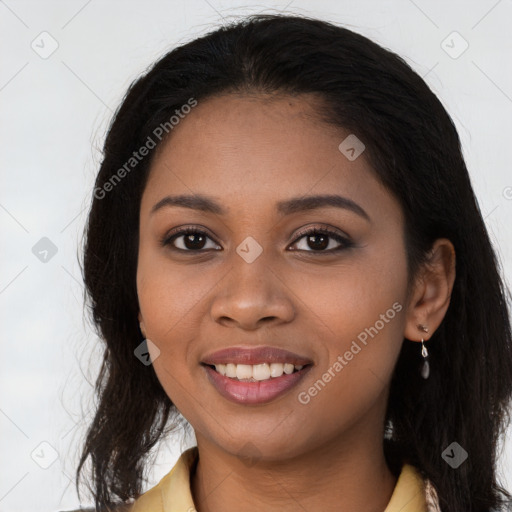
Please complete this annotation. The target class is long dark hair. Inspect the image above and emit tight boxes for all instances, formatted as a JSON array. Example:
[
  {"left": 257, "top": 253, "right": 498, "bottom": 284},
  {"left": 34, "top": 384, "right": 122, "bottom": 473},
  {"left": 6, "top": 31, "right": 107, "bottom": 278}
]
[{"left": 76, "top": 13, "right": 512, "bottom": 511}]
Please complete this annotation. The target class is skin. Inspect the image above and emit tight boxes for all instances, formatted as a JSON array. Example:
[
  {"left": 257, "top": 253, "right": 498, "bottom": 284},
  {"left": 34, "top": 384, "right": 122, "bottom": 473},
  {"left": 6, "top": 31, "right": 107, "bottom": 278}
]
[{"left": 137, "top": 93, "right": 456, "bottom": 511}]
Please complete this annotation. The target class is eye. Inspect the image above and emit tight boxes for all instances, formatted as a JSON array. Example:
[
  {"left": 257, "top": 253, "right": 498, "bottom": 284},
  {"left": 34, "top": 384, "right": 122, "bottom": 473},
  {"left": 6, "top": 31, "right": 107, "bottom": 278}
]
[
  {"left": 160, "top": 227, "right": 221, "bottom": 252},
  {"left": 160, "top": 225, "right": 354, "bottom": 254},
  {"left": 290, "top": 226, "right": 354, "bottom": 253}
]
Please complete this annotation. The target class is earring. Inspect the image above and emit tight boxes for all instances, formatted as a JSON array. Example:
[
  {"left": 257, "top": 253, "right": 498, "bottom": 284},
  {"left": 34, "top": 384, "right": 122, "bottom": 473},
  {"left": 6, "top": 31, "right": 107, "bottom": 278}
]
[{"left": 418, "top": 324, "right": 430, "bottom": 379}]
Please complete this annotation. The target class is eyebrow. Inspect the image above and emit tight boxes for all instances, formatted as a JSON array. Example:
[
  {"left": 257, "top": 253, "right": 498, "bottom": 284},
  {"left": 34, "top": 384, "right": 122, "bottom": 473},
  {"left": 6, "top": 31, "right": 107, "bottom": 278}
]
[{"left": 150, "top": 193, "right": 370, "bottom": 222}]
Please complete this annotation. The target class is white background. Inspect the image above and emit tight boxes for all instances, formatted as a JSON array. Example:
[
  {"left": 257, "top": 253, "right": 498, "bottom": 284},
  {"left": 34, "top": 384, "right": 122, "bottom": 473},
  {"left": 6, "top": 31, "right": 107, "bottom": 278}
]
[{"left": 1, "top": 1, "right": 511, "bottom": 510}]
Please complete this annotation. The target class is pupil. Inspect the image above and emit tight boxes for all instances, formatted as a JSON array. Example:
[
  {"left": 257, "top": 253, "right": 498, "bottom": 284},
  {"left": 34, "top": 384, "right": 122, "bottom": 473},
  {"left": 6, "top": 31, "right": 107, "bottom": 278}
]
[
  {"left": 185, "top": 233, "right": 205, "bottom": 250},
  {"left": 308, "top": 234, "right": 328, "bottom": 250}
]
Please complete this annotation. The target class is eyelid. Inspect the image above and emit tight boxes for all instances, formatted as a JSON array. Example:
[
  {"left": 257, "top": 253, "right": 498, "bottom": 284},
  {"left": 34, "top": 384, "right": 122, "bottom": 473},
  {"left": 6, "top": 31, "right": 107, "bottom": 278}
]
[{"left": 292, "top": 224, "right": 351, "bottom": 243}]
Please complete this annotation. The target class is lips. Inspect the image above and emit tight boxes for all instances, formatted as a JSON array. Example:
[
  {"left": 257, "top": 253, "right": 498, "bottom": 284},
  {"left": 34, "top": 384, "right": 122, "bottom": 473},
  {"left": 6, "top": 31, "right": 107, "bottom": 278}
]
[
  {"left": 203, "top": 362, "right": 313, "bottom": 405},
  {"left": 201, "top": 345, "right": 314, "bottom": 366}
]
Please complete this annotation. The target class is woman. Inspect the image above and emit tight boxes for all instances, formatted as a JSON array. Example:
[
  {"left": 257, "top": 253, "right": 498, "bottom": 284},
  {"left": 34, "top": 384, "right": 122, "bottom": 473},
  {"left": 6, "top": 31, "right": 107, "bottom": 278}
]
[{"left": 72, "top": 13, "right": 512, "bottom": 512}]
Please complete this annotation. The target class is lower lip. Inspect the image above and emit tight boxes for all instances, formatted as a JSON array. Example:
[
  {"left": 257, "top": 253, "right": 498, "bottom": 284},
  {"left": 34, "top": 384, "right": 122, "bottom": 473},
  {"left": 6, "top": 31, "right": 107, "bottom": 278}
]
[{"left": 202, "top": 364, "right": 313, "bottom": 405}]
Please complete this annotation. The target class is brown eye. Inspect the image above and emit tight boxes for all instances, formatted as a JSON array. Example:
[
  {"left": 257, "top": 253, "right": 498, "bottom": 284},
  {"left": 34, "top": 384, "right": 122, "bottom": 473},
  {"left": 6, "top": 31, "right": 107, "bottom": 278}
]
[
  {"left": 290, "top": 228, "right": 354, "bottom": 253},
  {"left": 161, "top": 228, "right": 221, "bottom": 252}
]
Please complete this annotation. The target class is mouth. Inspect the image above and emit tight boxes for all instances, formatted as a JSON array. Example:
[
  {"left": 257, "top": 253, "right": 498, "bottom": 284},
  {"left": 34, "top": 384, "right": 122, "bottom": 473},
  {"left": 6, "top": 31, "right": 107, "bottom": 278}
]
[
  {"left": 201, "top": 362, "right": 314, "bottom": 405},
  {"left": 201, "top": 362, "right": 312, "bottom": 382},
  {"left": 199, "top": 345, "right": 314, "bottom": 404}
]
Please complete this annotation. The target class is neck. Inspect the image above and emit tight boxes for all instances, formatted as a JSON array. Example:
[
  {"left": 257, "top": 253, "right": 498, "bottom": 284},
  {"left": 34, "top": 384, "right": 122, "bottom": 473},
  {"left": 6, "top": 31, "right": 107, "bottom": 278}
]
[{"left": 190, "top": 418, "right": 397, "bottom": 512}]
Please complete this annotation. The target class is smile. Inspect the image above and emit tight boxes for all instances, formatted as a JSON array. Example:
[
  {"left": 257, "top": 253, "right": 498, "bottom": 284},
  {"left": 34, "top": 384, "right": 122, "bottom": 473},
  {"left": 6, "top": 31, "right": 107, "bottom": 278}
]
[{"left": 202, "top": 363, "right": 313, "bottom": 405}]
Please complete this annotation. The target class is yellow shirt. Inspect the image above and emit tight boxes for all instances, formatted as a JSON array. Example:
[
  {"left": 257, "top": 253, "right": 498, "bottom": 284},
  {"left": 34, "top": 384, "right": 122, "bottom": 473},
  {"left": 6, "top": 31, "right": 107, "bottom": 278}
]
[{"left": 130, "top": 446, "right": 440, "bottom": 512}]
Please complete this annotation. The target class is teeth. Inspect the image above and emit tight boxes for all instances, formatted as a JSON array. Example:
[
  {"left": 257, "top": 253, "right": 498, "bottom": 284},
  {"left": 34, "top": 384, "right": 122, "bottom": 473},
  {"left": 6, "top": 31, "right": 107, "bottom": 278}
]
[
  {"left": 283, "top": 363, "right": 295, "bottom": 374},
  {"left": 236, "top": 364, "right": 253, "bottom": 380},
  {"left": 225, "top": 363, "right": 236, "bottom": 378},
  {"left": 212, "top": 362, "right": 305, "bottom": 381},
  {"left": 270, "top": 363, "right": 286, "bottom": 378},
  {"left": 252, "top": 363, "right": 270, "bottom": 381}
]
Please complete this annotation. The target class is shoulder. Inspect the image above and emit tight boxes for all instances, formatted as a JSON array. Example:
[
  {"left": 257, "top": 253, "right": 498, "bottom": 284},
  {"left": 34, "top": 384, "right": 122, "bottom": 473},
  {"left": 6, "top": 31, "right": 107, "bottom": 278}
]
[
  {"left": 424, "top": 479, "right": 442, "bottom": 512},
  {"left": 58, "top": 504, "right": 134, "bottom": 512},
  {"left": 58, "top": 509, "right": 96, "bottom": 512}
]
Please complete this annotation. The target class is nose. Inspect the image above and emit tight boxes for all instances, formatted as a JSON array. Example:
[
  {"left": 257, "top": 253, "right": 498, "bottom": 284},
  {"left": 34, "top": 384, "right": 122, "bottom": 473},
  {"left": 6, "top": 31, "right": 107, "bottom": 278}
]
[{"left": 210, "top": 253, "right": 295, "bottom": 331}]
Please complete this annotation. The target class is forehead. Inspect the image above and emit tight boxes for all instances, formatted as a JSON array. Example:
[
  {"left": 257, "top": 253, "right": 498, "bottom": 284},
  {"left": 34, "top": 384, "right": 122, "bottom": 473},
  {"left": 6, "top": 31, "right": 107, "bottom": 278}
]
[{"left": 142, "top": 93, "right": 400, "bottom": 225}]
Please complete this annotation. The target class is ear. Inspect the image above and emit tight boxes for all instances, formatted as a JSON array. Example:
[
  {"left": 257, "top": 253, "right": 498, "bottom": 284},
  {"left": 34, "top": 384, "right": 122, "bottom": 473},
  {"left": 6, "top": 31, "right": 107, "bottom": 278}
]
[
  {"left": 404, "top": 238, "right": 456, "bottom": 343},
  {"left": 138, "top": 311, "right": 146, "bottom": 338}
]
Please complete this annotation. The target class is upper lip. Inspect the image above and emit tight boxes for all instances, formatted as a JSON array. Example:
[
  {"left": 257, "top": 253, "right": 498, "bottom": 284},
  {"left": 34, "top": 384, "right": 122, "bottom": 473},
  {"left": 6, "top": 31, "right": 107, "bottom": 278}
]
[{"left": 201, "top": 346, "right": 314, "bottom": 366}]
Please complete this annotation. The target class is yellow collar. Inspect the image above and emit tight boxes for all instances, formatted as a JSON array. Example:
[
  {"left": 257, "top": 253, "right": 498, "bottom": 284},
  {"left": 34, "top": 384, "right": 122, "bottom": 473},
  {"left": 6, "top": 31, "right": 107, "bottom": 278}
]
[{"left": 130, "top": 446, "right": 433, "bottom": 511}]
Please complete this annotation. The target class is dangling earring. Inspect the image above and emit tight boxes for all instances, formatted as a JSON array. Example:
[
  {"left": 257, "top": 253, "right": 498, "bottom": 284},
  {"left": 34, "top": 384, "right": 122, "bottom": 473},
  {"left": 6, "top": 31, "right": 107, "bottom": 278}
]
[{"left": 418, "top": 324, "right": 430, "bottom": 379}]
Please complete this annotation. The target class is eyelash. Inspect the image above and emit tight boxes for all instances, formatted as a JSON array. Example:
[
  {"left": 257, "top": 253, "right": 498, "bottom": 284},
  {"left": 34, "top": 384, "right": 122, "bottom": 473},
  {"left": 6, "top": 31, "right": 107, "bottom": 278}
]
[{"left": 160, "top": 225, "right": 354, "bottom": 255}]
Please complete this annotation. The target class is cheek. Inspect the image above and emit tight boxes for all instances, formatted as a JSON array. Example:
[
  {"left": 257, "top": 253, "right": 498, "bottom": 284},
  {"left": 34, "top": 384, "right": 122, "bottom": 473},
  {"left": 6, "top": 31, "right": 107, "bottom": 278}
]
[
  {"left": 137, "top": 245, "right": 212, "bottom": 343},
  {"left": 136, "top": 254, "right": 217, "bottom": 406},
  {"left": 294, "top": 284, "right": 406, "bottom": 436},
  {"left": 296, "top": 243, "right": 408, "bottom": 378}
]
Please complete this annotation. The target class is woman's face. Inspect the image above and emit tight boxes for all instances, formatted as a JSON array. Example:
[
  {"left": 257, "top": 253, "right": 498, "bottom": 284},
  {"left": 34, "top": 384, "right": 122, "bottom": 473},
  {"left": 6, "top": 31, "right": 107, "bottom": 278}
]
[{"left": 137, "top": 93, "right": 411, "bottom": 461}]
